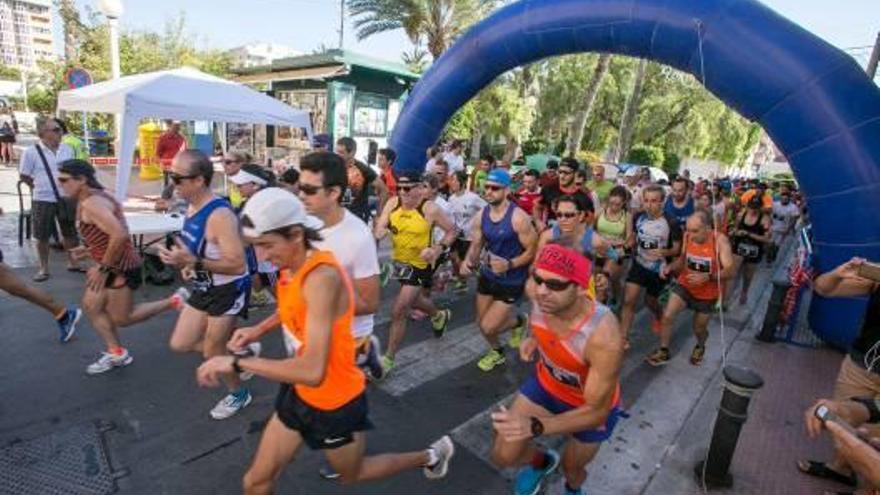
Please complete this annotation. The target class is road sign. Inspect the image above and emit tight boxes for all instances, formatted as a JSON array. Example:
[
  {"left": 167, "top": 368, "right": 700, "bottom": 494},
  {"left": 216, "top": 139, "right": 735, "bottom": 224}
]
[{"left": 64, "top": 68, "right": 92, "bottom": 89}]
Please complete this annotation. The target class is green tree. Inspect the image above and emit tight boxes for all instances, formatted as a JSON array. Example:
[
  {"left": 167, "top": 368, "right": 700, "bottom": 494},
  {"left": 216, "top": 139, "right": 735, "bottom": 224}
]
[
  {"left": 0, "top": 64, "right": 21, "bottom": 80},
  {"left": 347, "top": 0, "right": 496, "bottom": 59}
]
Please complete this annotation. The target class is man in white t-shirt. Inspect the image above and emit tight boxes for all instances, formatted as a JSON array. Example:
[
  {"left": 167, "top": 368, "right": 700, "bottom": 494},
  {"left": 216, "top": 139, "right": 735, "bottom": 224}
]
[
  {"left": 443, "top": 139, "right": 465, "bottom": 174},
  {"left": 295, "top": 152, "right": 383, "bottom": 379},
  {"left": 768, "top": 191, "right": 800, "bottom": 263},
  {"left": 447, "top": 170, "right": 486, "bottom": 291}
]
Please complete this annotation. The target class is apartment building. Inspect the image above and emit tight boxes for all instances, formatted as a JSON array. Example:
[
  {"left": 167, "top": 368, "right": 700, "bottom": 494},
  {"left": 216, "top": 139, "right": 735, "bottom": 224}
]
[{"left": 0, "top": 0, "right": 55, "bottom": 70}]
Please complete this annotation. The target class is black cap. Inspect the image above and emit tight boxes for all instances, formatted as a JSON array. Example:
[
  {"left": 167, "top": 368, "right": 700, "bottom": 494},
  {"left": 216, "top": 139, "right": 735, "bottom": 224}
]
[{"left": 396, "top": 170, "right": 422, "bottom": 185}]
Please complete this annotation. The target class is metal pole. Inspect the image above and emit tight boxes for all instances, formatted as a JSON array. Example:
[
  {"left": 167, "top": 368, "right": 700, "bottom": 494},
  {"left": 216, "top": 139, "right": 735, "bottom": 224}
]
[
  {"left": 338, "top": 0, "right": 344, "bottom": 49},
  {"left": 867, "top": 31, "right": 880, "bottom": 80},
  {"left": 108, "top": 16, "right": 121, "bottom": 143}
]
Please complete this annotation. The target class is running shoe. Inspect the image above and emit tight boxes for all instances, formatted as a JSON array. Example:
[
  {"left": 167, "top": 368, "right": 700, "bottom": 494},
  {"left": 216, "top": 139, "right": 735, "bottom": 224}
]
[
  {"left": 645, "top": 347, "right": 671, "bottom": 367},
  {"left": 381, "top": 355, "right": 395, "bottom": 375},
  {"left": 56, "top": 305, "right": 82, "bottom": 343},
  {"left": 431, "top": 309, "right": 451, "bottom": 338},
  {"left": 236, "top": 342, "right": 262, "bottom": 381},
  {"left": 690, "top": 344, "right": 706, "bottom": 366},
  {"left": 210, "top": 389, "right": 252, "bottom": 420},
  {"left": 513, "top": 448, "right": 560, "bottom": 495},
  {"left": 508, "top": 314, "right": 528, "bottom": 349},
  {"left": 86, "top": 349, "right": 133, "bottom": 375},
  {"left": 423, "top": 435, "right": 455, "bottom": 479},
  {"left": 477, "top": 349, "right": 506, "bottom": 372},
  {"left": 318, "top": 464, "right": 340, "bottom": 481},
  {"left": 363, "top": 335, "right": 385, "bottom": 381},
  {"left": 169, "top": 287, "right": 190, "bottom": 311}
]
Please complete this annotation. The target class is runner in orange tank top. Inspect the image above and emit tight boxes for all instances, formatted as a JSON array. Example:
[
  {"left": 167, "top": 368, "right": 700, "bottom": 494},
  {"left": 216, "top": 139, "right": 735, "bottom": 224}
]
[
  {"left": 490, "top": 244, "right": 625, "bottom": 495},
  {"left": 196, "top": 188, "right": 455, "bottom": 494},
  {"left": 646, "top": 209, "right": 735, "bottom": 367}
]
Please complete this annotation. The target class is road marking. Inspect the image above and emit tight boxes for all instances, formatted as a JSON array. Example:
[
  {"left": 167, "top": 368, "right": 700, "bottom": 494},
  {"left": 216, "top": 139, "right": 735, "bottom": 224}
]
[{"left": 377, "top": 322, "right": 491, "bottom": 396}]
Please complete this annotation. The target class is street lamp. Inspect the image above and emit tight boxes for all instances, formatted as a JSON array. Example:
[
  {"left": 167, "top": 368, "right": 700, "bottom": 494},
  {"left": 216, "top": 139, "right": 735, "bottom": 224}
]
[{"left": 97, "top": 0, "right": 123, "bottom": 147}]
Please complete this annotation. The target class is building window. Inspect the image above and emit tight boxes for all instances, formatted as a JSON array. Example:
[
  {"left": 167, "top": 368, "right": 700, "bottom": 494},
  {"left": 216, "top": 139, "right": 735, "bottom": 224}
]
[{"left": 353, "top": 93, "right": 389, "bottom": 137}]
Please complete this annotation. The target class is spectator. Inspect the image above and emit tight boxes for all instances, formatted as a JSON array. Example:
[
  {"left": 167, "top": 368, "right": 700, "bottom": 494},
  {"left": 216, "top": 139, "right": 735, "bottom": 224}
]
[
  {"left": 444, "top": 139, "right": 465, "bottom": 174},
  {"left": 0, "top": 109, "right": 15, "bottom": 164},
  {"left": 378, "top": 147, "right": 397, "bottom": 196},
  {"left": 587, "top": 163, "right": 615, "bottom": 205},
  {"left": 804, "top": 397, "right": 880, "bottom": 490},
  {"left": 471, "top": 154, "right": 494, "bottom": 193},
  {"left": 58, "top": 120, "right": 88, "bottom": 160},
  {"left": 222, "top": 151, "right": 250, "bottom": 209},
  {"left": 156, "top": 120, "right": 186, "bottom": 164},
  {"left": 539, "top": 159, "right": 559, "bottom": 189},
  {"left": 19, "top": 115, "right": 82, "bottom": 281},
  {"left": 798, "top": 257, "right": 880, "bottom": 489},
  {"left": 278, "top": 167, "right": 300, "bottom": 194}
]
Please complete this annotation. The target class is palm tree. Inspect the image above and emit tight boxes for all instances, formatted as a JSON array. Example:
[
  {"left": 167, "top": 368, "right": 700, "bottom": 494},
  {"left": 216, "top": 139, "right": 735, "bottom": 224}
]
[{"left": 347, "top": 0, "right": 495, "bottom": 59}]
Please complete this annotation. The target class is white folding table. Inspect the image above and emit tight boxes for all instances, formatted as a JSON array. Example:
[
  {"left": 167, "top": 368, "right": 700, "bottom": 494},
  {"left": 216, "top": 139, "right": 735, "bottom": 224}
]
[{"left": 124, "top": 212, "right": 185, "bottom": 254}]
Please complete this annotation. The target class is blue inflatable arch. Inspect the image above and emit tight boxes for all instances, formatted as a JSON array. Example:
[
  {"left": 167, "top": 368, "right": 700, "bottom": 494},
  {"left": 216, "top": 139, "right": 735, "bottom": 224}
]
[{"left": 389, "top": 0, "right": 880, "bottom": 346}]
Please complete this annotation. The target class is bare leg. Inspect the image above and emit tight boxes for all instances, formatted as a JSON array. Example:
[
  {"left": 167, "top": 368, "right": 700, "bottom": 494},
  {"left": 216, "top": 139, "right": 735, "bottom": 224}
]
[
  {"left": 0, "top": 263, "right": 65, "bottom": 316},
  {"left": 478, "top": 300, "right": 516, "bottom": 348},
  {"left": 559, "top": 439, "right": 601, "bottom": 490},
  {"left": 411, "top": 290, "right": 439, "bottom": 316},
  {"left": 36, "top": 240, "right": 50, "bottom": 275},
  {"left": 326, "top": 432, "right": 429, "bottom": 484},
  {"left": 203, "top": 315, "right": 240, "bottom": 391},
  {"left": 62, "top": 236, "right": 81, "bottom": 270},
  {"left": 105, "top": 286, "right": 173, "bottom": 327},
  {"left": 693, "top": 311, "right": 712, "bottom": 346},
  {"left": 169, "top": 305, "right": 209, "bottom": 353},
  {"left": 659, "top": 292, "right": 687, "bottom": 349},
  {"left": 81, "top": 287, "right": 120, "bottom": 349},
  {"left": 386, "top": 285, "right": 421, "bottom": 359},
  {"left": 243, "top": 414, "right": 304, "bottom": 495},
  {"left": 741, "top": 262, "right": 758, "bottom": 304},
  {"left": 619, "top": 283, "right": 643, "bottom": 341}
]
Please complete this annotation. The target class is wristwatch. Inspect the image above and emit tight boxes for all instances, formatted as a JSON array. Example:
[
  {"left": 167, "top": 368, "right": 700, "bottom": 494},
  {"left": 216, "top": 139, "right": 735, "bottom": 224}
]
[
  {"left": 232, "top": 356, "right": 244, "bottom": 374},
  {"left": 530, "top": 416, "right": 544, "bottom": 438}
]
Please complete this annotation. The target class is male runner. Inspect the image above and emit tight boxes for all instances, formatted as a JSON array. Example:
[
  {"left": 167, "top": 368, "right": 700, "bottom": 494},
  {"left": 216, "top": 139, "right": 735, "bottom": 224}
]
[
  {"left": 664, "top": 176, "right": 695, "bottom": 229},
  {"left": 461, "top": 169, "right": 537, "bottom": 372},
  {"left": 533, "top": 157, "right": 595, "bottom": 230},
  {"left": 513, "top": 169, "right": 542, "bottom": 216},
  {"left": 448, "top": 170, "right": 486, "bottom": 291},
  {"left": 646, "top": 210, "right": 735, "bottom": 366},
  {"left": 373, "top": 171, "right": 456, "bottom": 374},
  {"left": 767, "top": 191, "right": 800, "bottom": 263},
  {"left": 197, "top": 188, "right": 454, "bottom": 494},
  {"left": 335, "top": 137, "right": 388, "bottom": 224},
  {"left": 158, "top": 149, "right": 254, "bottom": 420},
  {"left": 298, "top": 151, "right": 383, "bottom": 380},
  {"left": 619, "top": 185, "right": 683, "bottom": 345},
  {"left": 491, "top": 244, "right": 624, "bottom": 495}
]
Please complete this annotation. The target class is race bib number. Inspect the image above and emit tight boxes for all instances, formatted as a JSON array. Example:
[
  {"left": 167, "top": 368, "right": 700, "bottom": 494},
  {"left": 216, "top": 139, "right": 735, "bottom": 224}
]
[
  {"left": 391, "top": 262, "right": 414, "bottom": 280},
  {"left": 539, "top": 352, "right": 582, "bottom": 389},
  {"left": 192, "top": 269, "right": 213, "bottom": 291},
  {"left": 737, "top": 243, "right": 759, "bottom": 258},
  {"left": 686, "top": 254, "right": 712, "bottom": 273},
  {"left": 638, "top": 235, "right": 660, "bottom": 250}
]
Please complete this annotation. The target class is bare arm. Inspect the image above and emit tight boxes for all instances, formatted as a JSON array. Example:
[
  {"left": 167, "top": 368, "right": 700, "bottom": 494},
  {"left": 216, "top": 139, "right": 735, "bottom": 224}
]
[
  {"left": 542, "top": 312, "right": 624, "bottom": 435},
  {"left": 425, "top": 201, "right": 457, "bottom": 248},
  {"left": 509, "top": 208, "right": 538, "bottom": 269},
  {"left": 235, "top": 266, "right": 344, "bottom": 387},
  {"left": 352, "top": 275, "right": 380, "bottom": 315},
  {"left": 203, "top": 208, "right": 247, "bottom": 275},
  {"left": 372, "top": 176, "right": 389, "bottom": 215},
  {"left": 717, "top": 234, "right": 737, "bottom": 280},
  {"left": 373, "top": 196, "right": 397, "bottom": 240},
  {"left": 814, "top": 257, "right": 876, "bottom": 298},
  {"left": 462, "top": 207, "right": 486, "bottom": 270}
]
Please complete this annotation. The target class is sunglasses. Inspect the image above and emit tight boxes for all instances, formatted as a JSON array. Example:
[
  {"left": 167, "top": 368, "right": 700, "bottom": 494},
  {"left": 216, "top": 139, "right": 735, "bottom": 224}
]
[
  {"left": 398, "top": 184, "right": 417, "bottom": 192},
  {"left": 170, "top": 173, "right": 198, "bottom": 184},
  {"left": 556, "top": 211, "right": 579, "bottom": 219},
  {"left": 298, "top": 184, "right": 325, "bottom": 195},
  {"left": 532, "top": 273, "right": 575, "bottom": 291},
  {"left": 57, "top": 176, "right": 72, "bottom": 183},
  {"left": 484, "top": 184, "right": 505, "bottom": 192}
]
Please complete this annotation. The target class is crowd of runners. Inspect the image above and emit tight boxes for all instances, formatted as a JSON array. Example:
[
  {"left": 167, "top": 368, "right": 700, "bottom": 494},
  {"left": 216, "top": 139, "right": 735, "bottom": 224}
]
[{"left": 1, "top": 121, "right": 808, "bottom": 494}]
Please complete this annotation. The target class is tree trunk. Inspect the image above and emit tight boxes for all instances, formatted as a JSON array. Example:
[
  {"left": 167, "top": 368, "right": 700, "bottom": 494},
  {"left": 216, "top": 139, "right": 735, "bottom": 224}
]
[
  {"left": 566, "top": 53, "right": 611, "bottom": 157},
  {"left": 59, "top": 0, "right": 80, "bottom": 63},
  {"left": 616, "top": 58, "right": 649, "bottom": 162},
  {"left": 502, "top": 136, "right": 519, "bottom": 164},
  {"left": 470, "top": 126, "right": 482, "bottom": 162}
]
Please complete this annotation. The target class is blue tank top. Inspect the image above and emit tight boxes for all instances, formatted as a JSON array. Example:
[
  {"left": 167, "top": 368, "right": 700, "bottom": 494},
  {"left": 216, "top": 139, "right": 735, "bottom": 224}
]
[
  {"left": 181, "top": 197, "right": 249, "bottom": 290},
  {"left": 664, "top": 196, "right": 695, "bottom": 228},
  {"left": 480, "top": 203, "right": 528, "bottom": 285}
]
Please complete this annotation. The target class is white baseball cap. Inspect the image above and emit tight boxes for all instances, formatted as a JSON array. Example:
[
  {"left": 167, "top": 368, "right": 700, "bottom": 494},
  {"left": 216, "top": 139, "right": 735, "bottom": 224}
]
[
  {"left": 624, "top": 167, "right": 641, "bottom": 177},
  {"left": 240, "top": 187, "right": 322, "bottom": 237}
]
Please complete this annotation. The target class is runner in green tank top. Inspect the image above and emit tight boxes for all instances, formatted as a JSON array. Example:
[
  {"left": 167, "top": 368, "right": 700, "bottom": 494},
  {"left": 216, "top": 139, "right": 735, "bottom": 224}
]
[{"left": 594, "top": 186, "right": 633, "bottom": 308}]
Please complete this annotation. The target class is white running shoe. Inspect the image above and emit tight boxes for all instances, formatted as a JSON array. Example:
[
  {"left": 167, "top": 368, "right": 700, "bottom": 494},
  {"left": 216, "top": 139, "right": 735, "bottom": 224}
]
[
  {"left": 210, "top": 390, "right": 253, "bottom": 420},
  {"left": 237, "top": 342, "right": 262, "bottom": 381},
  {"left": 423, "top": 435, "right": 455, "bottom": 479},
  {"left": 86, "top": 350, "right": 133, "bottom": 375}
]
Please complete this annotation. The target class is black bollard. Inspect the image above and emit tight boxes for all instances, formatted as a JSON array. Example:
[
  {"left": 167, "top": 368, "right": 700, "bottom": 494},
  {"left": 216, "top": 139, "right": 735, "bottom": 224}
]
[
  {"left": 694, "top": 365, "right": 764, "bottom": 489},
  {"left": 756, "top": 277, "right": 791, "bottom": 343}
]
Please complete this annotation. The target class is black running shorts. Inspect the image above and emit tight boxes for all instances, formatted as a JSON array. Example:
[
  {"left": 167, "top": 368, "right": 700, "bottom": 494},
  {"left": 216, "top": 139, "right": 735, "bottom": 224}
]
[
  {"left": 187, "top": 282, "right": 249, "bottom": 318},
  {"left": 274, "top": 384, "right": 373, "bottom": 450},
  {"left": 477, "top": 274, "right": 524, "bottom": 304},
  {"left": 626, "top": 262, "right": 668, "bottom": 299}
]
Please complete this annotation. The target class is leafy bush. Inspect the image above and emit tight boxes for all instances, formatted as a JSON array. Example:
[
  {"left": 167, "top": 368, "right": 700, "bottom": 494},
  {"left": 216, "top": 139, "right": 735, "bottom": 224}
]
[{"left": 627, "top": 145, "right": 664, "bottom": 167}]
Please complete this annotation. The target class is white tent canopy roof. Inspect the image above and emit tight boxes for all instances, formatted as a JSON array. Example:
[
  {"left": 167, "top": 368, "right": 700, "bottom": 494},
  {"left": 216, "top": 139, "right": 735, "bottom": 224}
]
[{"left": 56, "top": 66, "right": 312, "bottom": 199}]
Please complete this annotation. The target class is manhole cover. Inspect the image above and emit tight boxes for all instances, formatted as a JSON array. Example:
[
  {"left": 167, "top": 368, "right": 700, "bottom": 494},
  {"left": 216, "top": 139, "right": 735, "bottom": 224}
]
[{"left": 0, "top": 421, "right": 123, "bottom": 495}]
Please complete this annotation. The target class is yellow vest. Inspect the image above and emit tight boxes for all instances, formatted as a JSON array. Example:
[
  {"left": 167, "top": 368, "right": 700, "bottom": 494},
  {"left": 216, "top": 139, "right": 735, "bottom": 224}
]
[{"left": 390, "top": 200, "right": 431, "bottom": 269}]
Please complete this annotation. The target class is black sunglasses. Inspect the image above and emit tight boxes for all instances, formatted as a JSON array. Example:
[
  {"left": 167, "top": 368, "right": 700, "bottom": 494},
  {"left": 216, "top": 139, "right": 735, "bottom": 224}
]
[
  {"left": 556, "top": 211, "right": 579, "bottom": 219},
  {"left": 57, "top": 176, "right": 71, "bottom": 183},
  {"left": 484, "top": 184, "right": 505, "bottom": 192},
  {"left": 532, "top": 273, "right": 575, "bottom": 291},
  {"left": 170, "top": 173, "right": 198, "bottom": 184},
  {"left": 298, "top": 184, "right": 325, "bottom": 196},
  {"left": 398, "top": 184, "right": 417, "bottom": 192}
]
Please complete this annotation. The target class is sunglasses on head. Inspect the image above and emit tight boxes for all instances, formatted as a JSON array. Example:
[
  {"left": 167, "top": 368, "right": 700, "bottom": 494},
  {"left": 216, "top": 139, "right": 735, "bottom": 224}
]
[
  {"left": 484, "top": 184, "right": 504, "bottom": 192},
  {"left": 556, "top": 211, "right": 579, "bottom": 219},
  {"left": 298, "top": 184, "right": 325, "bottom": 195},
  {"left": 532, "top": 273, "right": 575, "bottom": 291},
  {"left": 170, "top": 173, "right": 198, "bottom": 184}
]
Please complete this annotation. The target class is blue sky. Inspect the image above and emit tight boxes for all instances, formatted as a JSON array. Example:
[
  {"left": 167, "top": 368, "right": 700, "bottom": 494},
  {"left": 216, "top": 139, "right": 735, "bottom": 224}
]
[{"left": 74, "top": 0, "right": 876, "bottom": 64}]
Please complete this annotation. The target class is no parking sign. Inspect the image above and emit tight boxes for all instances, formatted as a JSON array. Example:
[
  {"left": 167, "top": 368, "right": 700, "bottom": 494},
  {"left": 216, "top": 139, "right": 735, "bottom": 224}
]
[{"left": 64, "top": 67, "right": 92, "bottom": 89}]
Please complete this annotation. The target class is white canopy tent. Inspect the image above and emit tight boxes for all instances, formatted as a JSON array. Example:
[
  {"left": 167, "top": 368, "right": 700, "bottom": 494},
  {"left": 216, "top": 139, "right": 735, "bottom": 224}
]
[{"left": 57, "top": 67, "right": 312, "bottom": 200}]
